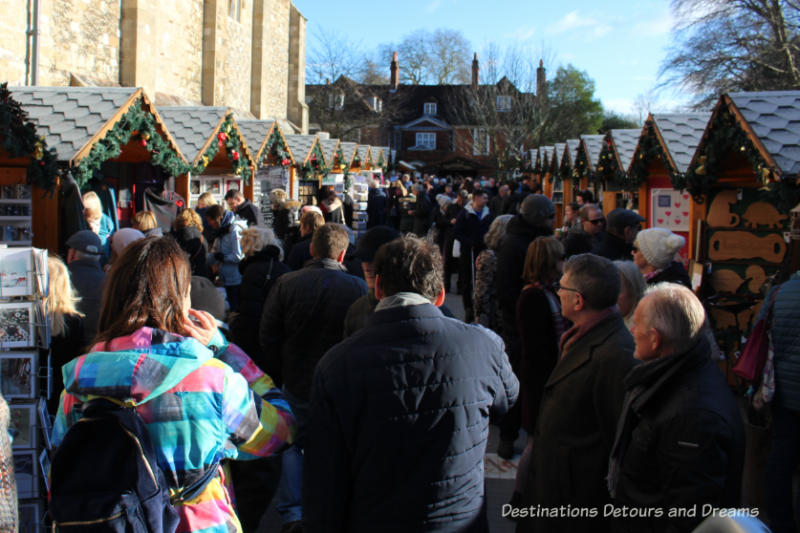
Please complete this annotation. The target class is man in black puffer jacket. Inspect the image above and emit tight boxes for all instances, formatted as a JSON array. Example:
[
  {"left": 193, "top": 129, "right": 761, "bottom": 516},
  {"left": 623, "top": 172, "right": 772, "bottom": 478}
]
[
  {"left": 494, "top": 193, "right": 555, "bottom": 458},
  {"left": 304, "top": 236, "right": 518, "bottom": 533},
  {"left": 259, "top": 223, "right": 367, "bottom": 530}
]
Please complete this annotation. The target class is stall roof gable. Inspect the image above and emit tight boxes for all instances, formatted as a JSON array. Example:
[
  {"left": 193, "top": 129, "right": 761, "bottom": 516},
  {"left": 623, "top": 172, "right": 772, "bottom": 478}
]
[
  {"left": 357, "top": 145, "right": 372, "bottom": 163},
  {"left": 650, "top": 113, "right": 711, "bottom": 174},
  {"left": 580, "top": 134, "right": 604, "bottom": 170},
  {"left": 563, "top": 139, "right": 580, "bottom": 167},
  {"left": 729, "top": 91, "right": 800, "bottom": 175},
  {"left": 237, "top": 120, "right": 275, "bottom": 159},
  {"left": 10, "top": 86, "right": 141, "bottom": 163},
  {"left": 158, "top": 106, "right": 228, "bottom": 164},
  {"left": 319, "top": 138, "right": 341, "bottom": 167},
  {"left": 608, "top": 129, "right": 640, "bottom": 170},
  {"left": 340, "top": 141, "right": 358, "bottom": 163},
  {"left": 376, "top": 146, "right": 390, "bottom": 164},
  {"left": 284, "top": 134, "right": 320, "bottom": 164}
]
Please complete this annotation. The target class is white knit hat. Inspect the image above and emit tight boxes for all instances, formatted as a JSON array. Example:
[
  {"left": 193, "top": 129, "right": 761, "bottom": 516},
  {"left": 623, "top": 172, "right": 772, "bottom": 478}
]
[{"left": 635, "top": 228, "right": 685, "bottom": 269}]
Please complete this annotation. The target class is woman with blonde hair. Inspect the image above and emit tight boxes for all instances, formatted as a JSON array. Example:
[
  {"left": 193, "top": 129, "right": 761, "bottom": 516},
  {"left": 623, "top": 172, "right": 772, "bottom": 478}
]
[
  {"left": 46, "top": 255, "right": 85, "bottom": 412},
  {"left": 131, "top": 210, "right": 162, "bottom": 236},
  {"left": 81, "top": 191, "right": 113, "bottom": 255}
]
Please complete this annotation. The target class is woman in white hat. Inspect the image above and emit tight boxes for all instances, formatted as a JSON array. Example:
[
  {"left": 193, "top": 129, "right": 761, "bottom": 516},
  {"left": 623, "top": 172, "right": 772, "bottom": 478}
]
[{"left": 632, "top": 227, "right": 690, "bottom": 287}]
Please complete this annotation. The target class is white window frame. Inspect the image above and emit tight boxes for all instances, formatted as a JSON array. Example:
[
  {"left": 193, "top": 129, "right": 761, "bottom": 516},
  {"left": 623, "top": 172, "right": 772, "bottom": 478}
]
[
  {"left": 371, "top": 96, "right": 383, "bottom": 112},
  {"left": 328, "top": 92, "right": 345, "bottom": 110},
  {"left": 423, "top": 102, "right": 437, "bottom": 116},
  {"left": 496, "top": 95, "right": 512, "bottom": 112},
  {"left": 472, "top": 128, "right": 490, "bottom": 155},
  {"left": 415, "top": 132, "right": 436, "bottom": 150}
]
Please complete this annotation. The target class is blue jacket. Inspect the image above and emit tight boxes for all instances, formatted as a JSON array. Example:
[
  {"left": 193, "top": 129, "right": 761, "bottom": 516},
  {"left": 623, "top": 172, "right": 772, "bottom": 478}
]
[
  {"left": 208, "top": 211, "right": 247, "bottom": 286},
  {"left": 760, "top": 274, "right": 800, "bottom": 411},
  {"left": 304, "top": 302, "right": 518, "bottom": 532}
]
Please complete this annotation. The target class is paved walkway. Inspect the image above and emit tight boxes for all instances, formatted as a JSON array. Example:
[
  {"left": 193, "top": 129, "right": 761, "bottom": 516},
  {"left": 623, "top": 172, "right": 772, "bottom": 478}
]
[{"left": 255, "top": 280, "right": 522, "bottom": 532}]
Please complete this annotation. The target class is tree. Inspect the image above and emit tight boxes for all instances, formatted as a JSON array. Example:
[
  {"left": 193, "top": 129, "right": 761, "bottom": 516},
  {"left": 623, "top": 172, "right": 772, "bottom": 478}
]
[
  {"left": 379, "top": 29, "right": 472, "bottom": 84},
  {"left": 599, "top": 112, "right": 640, "bottom": 133},
  {"left": 661, "top": 0, "right": 800, "bottom": 107},
  {"left": 306, "top": 28, "right": 367, "bottom": 84},
  {"left": 542, "top": 65, "right": 604, "bottom": 143}
]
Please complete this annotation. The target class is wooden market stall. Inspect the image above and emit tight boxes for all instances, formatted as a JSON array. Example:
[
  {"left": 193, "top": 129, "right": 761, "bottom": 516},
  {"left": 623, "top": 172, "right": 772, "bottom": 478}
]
[
  {"left": 11, "top": 86, "right": 187, "bottom": 249},
  {"left": 573, "top": 134, "right": 605, "bottom": 203},
  {"left": 597, "top": 128, "right": 642, "bottom": 216},
  {"left": 0, "top": 84, "right": 59, "bottom": 252},
  {"left": 375, "top": 146, "right": 390, "bottom": 176},
  {"left": 535, "top": 146, "right": 554, "bottom": 193},
  {"left": 340, "top": 142, "right": 360, "bottom": 175},
  {"left": 627, "top": 113, "right": 711, "bottom": 266},
  {"left": 559, "top": 138, "right": 581, "bottom": 210},
  {"left": 356, "top": 145, "right": 374, "bottom": 171},
  {"left": 158, "top": 106, "right": 255, "bottom": 209},
  {"left": 283, "top": 134, "right": 326, "bottom": 205},
  {"left": 681, "top": 92, "right": 800, "bottom": 363},
  {"left": 548, "top": 143, "right": 566, "bottom": 219},
  {"left": 319, "top": 138, "right": 346, "bottom": 191},
  {"left": 238, "top": 119, "right": 293, "bottom": 229}
]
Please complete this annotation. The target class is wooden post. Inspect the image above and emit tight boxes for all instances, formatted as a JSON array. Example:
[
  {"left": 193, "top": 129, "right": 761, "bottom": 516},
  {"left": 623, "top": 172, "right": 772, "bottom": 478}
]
[
  {"left": 175, "top": 173, "right": 190, "bottom": 205},
  {"left": 602, "top": 191, "right": 616, "bottom": 215}
]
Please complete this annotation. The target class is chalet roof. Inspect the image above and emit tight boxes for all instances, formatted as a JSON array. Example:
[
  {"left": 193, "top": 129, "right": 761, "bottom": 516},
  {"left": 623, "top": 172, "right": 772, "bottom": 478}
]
[
  {"left": 319, "top": 138, "right": 341, "bottom": 168},
  {"left": 729, "top": 91, "right": 800, "bottom": 175},
  {"left": 340, "top": 142, "right": 358, "bottom": 164},
  {"left": 562, "top": 139, "right": 581, "bottom": 168},
  {"left": 284, "top": 134, "right": 320, "bottom": 164},
  {"left": 553, "top": 143, "right": 566, "bottom": 165},
  {"left": 237, "top": 120, "right": 275, "bottom": 159},
  {"left": 649, "top": 113, "right": 711, "bottom": 174},
  {"left": 376, "top": 146, "right": 390, "bottom": 164},
  {"left": 357, "top": 145, "right": 372, "bottom": 164},
  {"left": 608, "top": 129, "right": 640, "bottom": 170},
  {"left": 580, "top": 134, "right": 605, "bottom": 170},
  {"left": 10, "top": 86, "right": 141, "bottom": 163},
  {"left": 540, "top": 146, "right": 555, "bottom": 170},
  {"left": 158, "top": 106, "right": 228, "bottom": 164}
]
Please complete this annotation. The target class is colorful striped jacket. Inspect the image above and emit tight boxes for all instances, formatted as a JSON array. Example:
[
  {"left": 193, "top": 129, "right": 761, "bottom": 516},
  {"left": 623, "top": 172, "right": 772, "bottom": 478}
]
[{"left": 52, "top": 327, "right": 294, "bottom": 533}]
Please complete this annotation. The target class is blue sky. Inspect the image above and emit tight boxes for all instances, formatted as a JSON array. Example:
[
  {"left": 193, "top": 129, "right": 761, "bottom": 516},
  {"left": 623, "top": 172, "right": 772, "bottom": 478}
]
[{"left": 294, "top": 0, "right": 693, "bottom": 119}]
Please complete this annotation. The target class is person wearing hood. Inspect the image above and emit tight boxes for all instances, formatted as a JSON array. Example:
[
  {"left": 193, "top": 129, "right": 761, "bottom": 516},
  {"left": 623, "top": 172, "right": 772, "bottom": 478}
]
[
  {"left": 320, "top": 186, "right": 345, "bottom": 225},
  {"left": 205, "top": 204, "right": 247, "bottom": 312},
  {"left": 172, "top": 208, "right": 210, "bottom": 279},
  {"left": 51, "top": 236, "right": 294, "bottom": 533},
  {"left": 632, "top": 228, "right": 690, "bottom": 288},
  {"left": 366, "top": 180, "right": 387, "bottom": 228},
  {"left": 494, "top": 194, "right": 555, "bottom": 459},
  {"left": 454, "top": 189, "right": 494, "bottom": 321}
]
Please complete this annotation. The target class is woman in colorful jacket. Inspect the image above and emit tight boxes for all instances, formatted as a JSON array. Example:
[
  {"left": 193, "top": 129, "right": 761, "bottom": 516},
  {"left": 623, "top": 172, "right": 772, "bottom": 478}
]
[{"left": 51, "top": 236, "right": 294, "bottom": 533}]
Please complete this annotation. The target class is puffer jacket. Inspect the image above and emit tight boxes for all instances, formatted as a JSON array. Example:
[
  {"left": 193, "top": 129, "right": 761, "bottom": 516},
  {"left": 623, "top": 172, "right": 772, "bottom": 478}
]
[
  {"left": 304, "top": 302, "right": 518, "bottom": 532},
  {"left": 208, "top": 211, "right": 247, "bottom": 286},
  {"left": 759, "top": 274, "right": 800, "bottom": 411},
  {"left": 52, "top": 327, "right": 294, "bottom": 533},
  {"left": 259, "top": 259, "right": 367, "bottom": 398}
]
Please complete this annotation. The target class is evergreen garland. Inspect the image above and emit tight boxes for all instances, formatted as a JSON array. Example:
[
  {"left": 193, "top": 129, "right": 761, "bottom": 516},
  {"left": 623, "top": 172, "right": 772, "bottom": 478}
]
[
  {"left": 596, "top": 138, "right": 626, "bottom": 187},
  {"left": 260, "top": 127, "right": 293, "bottom": 168},
  {"left": 0, "top": 83, "right": 59, "bottom": 192},
  {"left": 191, "top": 114, "right": 252, "bottom": 183},
  {"left": 627, "top": 122, "right": 674, "bottom": 188},
  {"left": 573, "top": 148, "right": 591, "bottom": 182},
  {"left": 73, "top": 97, "right": 188, "bottom": 187},
  {"left": 300, "top": 142, "right": 326, "bottom": 179}
]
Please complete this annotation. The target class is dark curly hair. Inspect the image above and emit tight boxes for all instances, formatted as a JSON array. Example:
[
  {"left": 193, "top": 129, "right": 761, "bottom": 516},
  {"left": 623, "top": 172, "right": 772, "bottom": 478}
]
[{"left": 374, "top": 235, "right": 443, "bottom": 300}]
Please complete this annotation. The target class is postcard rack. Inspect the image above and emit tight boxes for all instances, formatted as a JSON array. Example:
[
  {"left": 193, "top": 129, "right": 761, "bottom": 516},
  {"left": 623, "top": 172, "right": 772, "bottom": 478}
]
[{"left": 0, "top": 246, "right": 50, "bottom": 531}]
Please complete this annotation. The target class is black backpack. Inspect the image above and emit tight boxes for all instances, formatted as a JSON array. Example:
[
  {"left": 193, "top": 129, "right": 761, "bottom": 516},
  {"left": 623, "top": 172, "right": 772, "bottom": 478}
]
[{"left": 49, "top": 398, "right": 180, "bottom": 532}]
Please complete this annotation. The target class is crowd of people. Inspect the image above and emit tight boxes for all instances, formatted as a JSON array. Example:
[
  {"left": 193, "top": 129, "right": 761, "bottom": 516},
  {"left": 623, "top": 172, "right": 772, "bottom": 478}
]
[{"left": 1, "top": 171, "right": 795, "bottom": 533}]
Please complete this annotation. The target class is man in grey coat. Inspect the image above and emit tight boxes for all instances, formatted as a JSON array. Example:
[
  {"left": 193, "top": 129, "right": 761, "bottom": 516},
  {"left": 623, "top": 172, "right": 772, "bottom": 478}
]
[{"left": 516, "top": 254, "right": 636, "bottom": 533}]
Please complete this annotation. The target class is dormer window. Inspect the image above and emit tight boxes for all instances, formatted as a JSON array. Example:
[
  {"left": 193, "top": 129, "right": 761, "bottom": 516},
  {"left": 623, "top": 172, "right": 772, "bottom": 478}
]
[
  {"left": 328, "top": 92, "right": 345, "bottom": 110},
  {"left": 496, "top": 95, "right": 512, "bottom": 112},
  {"left": 424, "top": 102, "right": 437, "bottom": 116},
  {"left": 371, "top": 96, "right": 383, "bottom": 112}
]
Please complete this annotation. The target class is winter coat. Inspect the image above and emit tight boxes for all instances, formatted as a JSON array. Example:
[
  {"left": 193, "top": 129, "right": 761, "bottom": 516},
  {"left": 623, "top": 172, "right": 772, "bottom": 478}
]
[
  {"left": 52, "top": 327, "right": 294, "bottom": 533},
  {"left": 495, "top": 216, "right": 553, "bottom": 358},
  {"left": 473, "top": 249, "right": 500, "bottom": 331},
  {"left": 366, "top": 188, "right": 387, "bottom": 228},
  {"left": 259, "top": 259, "right": 367, "bottom": 398},
  {"left": 562, "top": 227, "right": 597, "bottom": 258},
  {"left": 454, "top": 203, "right": 493, "bottom": 252},
  {"left": 49, "top": 313, "right": 85, "bottom": 414},
  {"left": 173, "top": 225, "right": 210, "bottom": 278},
  {"left": 593, "top": 232, "right": 633, "bottom": 261},
  {"left": 286, "top": 236, "right": 312, "bottom": 271},
  {"left": 759, "top": 274, "right": 800, "bottom": 411},
  {"left": 230, "top": 246, "right": 290, "bottom": 362},
  {"left": 235, "top": 199, "right": 262, "bottom": 227},
  {"left": 68, "top": 258, "right": 106, "bottom": 346},
  {"left": 518, "top": 312, "right": 635, "bottom": 533},
  {"left": 609, "top": 337, "right": 745, "bottom": 533},
  {"left": 412, "top": 193, "right": 433, "bottom": 237},
  {"left": 304, "top": 302, "right": 518, "bottom": 533},
  {"left": 207, "top": 211, "right": 247, "bottom": 286},
  {"left": 646, "top": 261, "right": 691, "bottom": 288}
]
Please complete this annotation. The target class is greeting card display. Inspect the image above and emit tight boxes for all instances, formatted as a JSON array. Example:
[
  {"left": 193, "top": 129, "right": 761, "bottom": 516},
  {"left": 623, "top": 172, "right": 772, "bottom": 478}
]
[
  {"left": 18, "top": 501, "right": 41, "bottom": 532},
  {"left": 0, "top": 352, "right": 36, "bottom": 398},
  {"left": 9, "top": 402, "right": 36, "bottom": 449},
  {"left": 0, "top": 302, "right": 35, "bottom": 348},
  {"left": 37, "top": 398, "right": 52, "bottom": 452},
  {"left": 0, "top": 247, "right": 33, "bottom": 297},
  {"left": 650, "top": 189, "right": 691, "bottom": 232},
  {"left": 13, "top": 450, "right": 38, "bottom": 498}
]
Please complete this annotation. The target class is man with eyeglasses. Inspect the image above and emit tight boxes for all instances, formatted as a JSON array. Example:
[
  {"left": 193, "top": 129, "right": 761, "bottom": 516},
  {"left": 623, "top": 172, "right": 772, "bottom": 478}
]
[
  {"left": 516, "top": 254, "right": 635, "bottom": 533},
  {"left": 563, "top": 203, "right": 605, "bottom": 257}
]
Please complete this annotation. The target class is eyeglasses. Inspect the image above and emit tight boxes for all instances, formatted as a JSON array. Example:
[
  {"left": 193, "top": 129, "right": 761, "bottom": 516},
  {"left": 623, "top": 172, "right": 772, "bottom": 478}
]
[
  {"left": 556, "top": 282, "right": 581, "bottom": 295},
  {"left": 631, "top": 246, "right": 639, "bottom": 252},
  {"left": 589, "top": 218, "right": 605, "bottom": 225}
]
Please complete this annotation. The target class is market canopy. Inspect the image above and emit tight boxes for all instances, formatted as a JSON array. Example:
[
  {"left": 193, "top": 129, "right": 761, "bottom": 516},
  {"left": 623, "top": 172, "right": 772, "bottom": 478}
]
[
  {"left": 284, "top": 134, "right": 325, "bottom": 177},
  {"left": 319, "top": 138, "right": 345, "bottom": 172},
  {"left": 11, "top": 86, "right": 186, "bottom": 186},
  {"left": 597, "top": 128, "right": 640, "bottom": 187}
]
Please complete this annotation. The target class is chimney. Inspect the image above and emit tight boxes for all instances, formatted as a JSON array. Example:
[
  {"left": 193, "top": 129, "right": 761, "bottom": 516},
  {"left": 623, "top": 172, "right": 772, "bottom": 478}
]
[
  {"left": 472, "top": 52, "right": 479, "bottom": 91},
  {"left": 390, "top": 51, "right": 399, "bottom": 91},
  {"left": 536, "top": 59, "right": 546, "bottom": 102}
]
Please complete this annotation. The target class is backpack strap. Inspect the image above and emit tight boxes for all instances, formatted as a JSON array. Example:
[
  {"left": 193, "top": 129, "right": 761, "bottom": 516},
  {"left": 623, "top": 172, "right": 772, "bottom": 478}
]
[
  {"left": 170, "top": 462, "right": 221, "bottom": 505},
  {"left": 262, "top": 258, "right": 275, "bottom": 290}
]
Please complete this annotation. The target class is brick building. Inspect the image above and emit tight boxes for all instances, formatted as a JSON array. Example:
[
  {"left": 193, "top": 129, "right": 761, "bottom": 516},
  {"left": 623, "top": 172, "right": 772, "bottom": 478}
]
[
  {"left": 306, "top": 53, "right": 546, "bottom": 175},
  {"left": 0, "top": 0, "right": 308, "bottom": 130}
]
